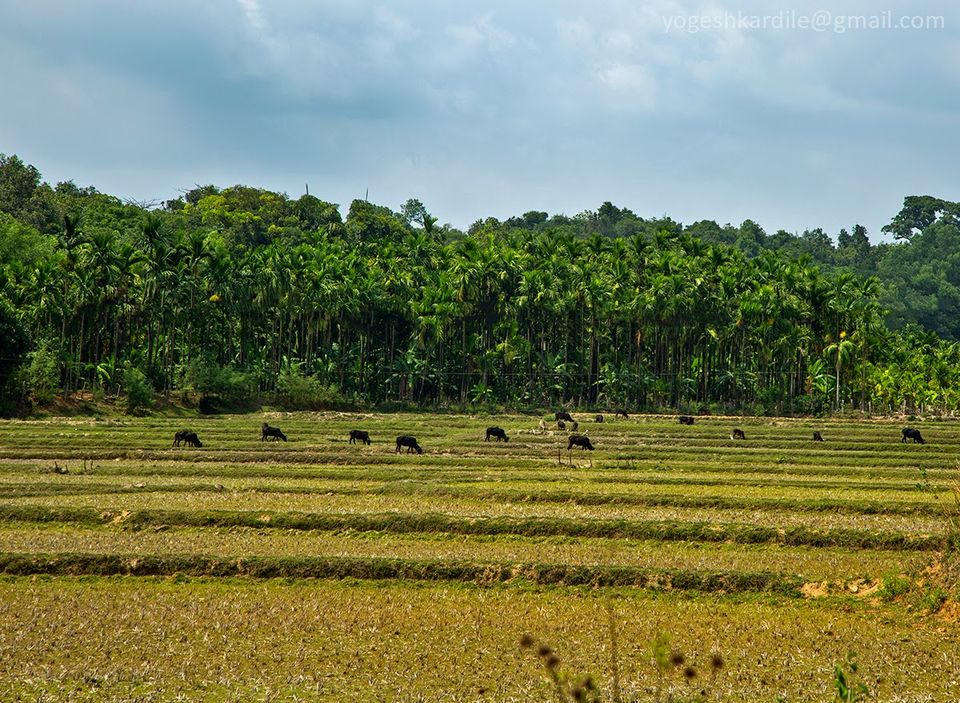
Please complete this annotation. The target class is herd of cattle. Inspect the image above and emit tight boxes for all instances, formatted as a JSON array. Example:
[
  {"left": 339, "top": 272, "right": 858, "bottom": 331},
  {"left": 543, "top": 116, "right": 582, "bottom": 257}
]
[{"left": 170, "top": 416, "right": 929, "bottom": 453}]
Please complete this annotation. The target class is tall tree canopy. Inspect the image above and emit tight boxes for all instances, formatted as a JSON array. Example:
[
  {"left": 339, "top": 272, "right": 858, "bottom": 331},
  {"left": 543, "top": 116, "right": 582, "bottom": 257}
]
[{"left": 1, "top": 154, "right": 958, "bottom": 414}]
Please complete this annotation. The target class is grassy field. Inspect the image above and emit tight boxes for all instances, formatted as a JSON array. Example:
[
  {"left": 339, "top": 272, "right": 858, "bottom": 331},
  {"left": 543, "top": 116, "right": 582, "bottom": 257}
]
[{"left": 0, "top": 411, "right": 957, "bottom": 702}]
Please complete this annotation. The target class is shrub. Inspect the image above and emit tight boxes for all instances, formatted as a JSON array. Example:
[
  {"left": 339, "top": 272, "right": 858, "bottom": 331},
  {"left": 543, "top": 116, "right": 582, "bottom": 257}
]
[
  {"left": 878, "top": 572, "right": 911, "bottom": 601},
  {"left": 24, "top": 341, "right": 59, "bottom": 405},
  {"left": 275, "top": 360, "right": 343, "bottom": 409},
  {"left": 917, "top": 586, "right": 948, "bottom": 614},
  {"left": 123, "top": 366, "right": 153, "bottom": 414},
  {"left": 184, "top": 359, "right": 257, "bottom": 409}
]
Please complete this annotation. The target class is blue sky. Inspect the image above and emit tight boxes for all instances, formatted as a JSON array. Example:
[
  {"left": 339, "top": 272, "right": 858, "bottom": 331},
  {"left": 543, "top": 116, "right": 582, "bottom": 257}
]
[{"left": 1, "top": 1, "right": 957, "bottom": 238}]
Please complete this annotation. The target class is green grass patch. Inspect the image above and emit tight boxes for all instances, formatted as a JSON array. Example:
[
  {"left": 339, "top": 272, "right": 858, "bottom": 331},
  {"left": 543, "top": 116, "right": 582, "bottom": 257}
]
[{"left": 0, "top": 550, "right": 804, "bottom": 595}]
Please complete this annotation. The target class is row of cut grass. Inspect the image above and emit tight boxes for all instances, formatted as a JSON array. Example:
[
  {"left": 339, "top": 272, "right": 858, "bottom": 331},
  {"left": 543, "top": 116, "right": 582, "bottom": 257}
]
[
  {"left": 0, "top": 524, "right": 927, "bottom": 581},
  {"left": 0, "top": 551, "right": 805, "bottom": 594},
  {"left": 4, "top": 491, "right": 948, "bottom": 534},
  {"left": 74, "top": 480, "right": 952, "bottom": 516},
  {"left": 0, "top": 505, "right": 950, "bottom": 550}
]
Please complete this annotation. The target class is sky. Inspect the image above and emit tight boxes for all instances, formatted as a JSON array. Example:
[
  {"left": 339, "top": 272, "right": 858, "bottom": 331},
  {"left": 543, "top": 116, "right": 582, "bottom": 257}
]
[{"left": 0, "top": 0, "right": 957, "bottom": 239}]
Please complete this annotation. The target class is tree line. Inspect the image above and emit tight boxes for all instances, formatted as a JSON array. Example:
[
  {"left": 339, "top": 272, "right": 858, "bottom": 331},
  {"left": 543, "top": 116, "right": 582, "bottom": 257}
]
[{"left": 1, "top": 152, "right": 959, "bottom": 415}]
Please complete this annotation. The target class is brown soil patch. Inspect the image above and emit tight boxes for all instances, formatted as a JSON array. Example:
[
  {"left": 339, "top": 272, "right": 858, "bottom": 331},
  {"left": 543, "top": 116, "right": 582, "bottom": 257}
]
[
  {"left": 937, "top": 601, "right": 960, "bottom": 624},
  {"left": 802, "top": 579, "right": 880, "bottom": 599},
  {"left": 801, "top": 581, "right": 830, "bottom": 598}
]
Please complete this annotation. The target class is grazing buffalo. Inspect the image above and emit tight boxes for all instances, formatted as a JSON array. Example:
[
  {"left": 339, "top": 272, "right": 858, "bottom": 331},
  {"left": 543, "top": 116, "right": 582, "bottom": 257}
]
[
  {"left": 615, "top": 409, "right": 629, "bottom": 419},
  {"left": 349, "top": 429, "right": 371, "bottom": 445},
  {"left": 567, "top": 434, "right": 594, "bottom": 451},
  {"left": 557, "top": 420, "right": 566, "bottom": 430},
  {"left": 173, "top": 430, "right": 202, "bottom": 448},
  {"left": 555, "top": 411, "right": 574, "bottom": 423},
  {"left": 595, "top": 414, "right": 604, "bottom": 423},
  {"left": 485, "top": 427, "right": 509, "bottom": 442},
  {"left": 901, "top": 427, "right": 925, "bottom": 444},
  {"left": 396, "top": 435, "right": 423, "bottom": 454},
  {"left": 678, "top": 415, "right": 695, "bottom": 425},
  {"left": 261, "top": 423, "right": 287, "bottom": 442},
  {"left": 813, "top": 431, "right": 824, "bottom": 442},
  {"left": 731, "top": 428, "right": 746, "bottom": 440}
]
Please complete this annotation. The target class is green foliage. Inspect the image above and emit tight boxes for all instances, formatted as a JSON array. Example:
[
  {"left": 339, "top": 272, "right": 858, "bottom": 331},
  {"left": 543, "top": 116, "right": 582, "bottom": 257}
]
[
  {"left": 878, "top": 572, "right": 911, "bottom": 601},
  {"left": 879, "top": 221, "right": 960, "bottom": 339},
  {"left": 122, "top": 366, "right": 154, "bottom": 414},
  {"left": 23, "top": 342, "right": 59, "bottom": 405},
  {"left": 346, "top": 198, "right": 411, "bottom": 241},
  {"left": 184, "top": 359, "right": 256, "bottom": 408},
  {"left": 882, "top": 195, "right": 960, "bottom": 241},
  {"left": 916, "top": 586, "right": 948, "bottom": 614},
  {"left": 0, "top": 212, "right": 55, "bottom": 268},
  {"left": 0, "top": 153, "right": 61, "bottom": 233},
  {"left": 6, "top": 152, "right": 960, "bottom": 412},
  {"left": 274, "top": 360, "right": 343, "bottom": 409},
  {"left": 834, "top": 652, "right": 870, "bottom": 702},
  {"left": 0, "top": 297, "right": 30, "bottom": 395}
]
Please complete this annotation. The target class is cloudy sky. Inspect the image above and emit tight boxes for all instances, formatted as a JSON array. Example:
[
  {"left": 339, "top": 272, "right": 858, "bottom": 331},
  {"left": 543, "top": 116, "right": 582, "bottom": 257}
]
[{"left": 1, "top": 1, "right": 957, "bottom": 238}]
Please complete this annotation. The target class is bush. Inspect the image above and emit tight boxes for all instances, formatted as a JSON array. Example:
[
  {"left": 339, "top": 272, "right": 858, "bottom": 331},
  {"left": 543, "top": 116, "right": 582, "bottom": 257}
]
[
  {"left": 123, "top": 366, "right": 153, "bottom": 414},
  {"left": 184, "top": 359, "right": 257, "bottom": 410},
  {"left": 917, "top": 586, "right": 948, "bottom": 614},
  {"left": 275, "top": 361, "right": 343, "bottom": 410},
  {"left": 878, "top": 572, "right": 911, "bottom": 601},
  {"left": 24, "top": 342, "right": 59, "bottom": 405}
]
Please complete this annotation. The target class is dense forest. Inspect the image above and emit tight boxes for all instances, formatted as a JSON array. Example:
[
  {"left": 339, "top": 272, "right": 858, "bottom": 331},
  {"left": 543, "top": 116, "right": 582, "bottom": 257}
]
[{"left": 1, "top": 152, "right": 959, "bottom": 415}]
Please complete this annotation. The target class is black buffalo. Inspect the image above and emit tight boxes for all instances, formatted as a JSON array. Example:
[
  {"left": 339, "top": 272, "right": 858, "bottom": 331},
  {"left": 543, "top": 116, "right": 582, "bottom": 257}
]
[
  {"left": 396, "top": 435, "right": 423, "bottom": 454},
  {"left": 173, "top": 430, "right": 202, "bottom": 448},
  {"left": 349, "top": 430, "right": 371, "bottom": 445},
  {"left": 557, "top": 420, "right": 566, "bottom": 430},
  {"left": 901, "top": 427, "right": 925, "bottom": 444},
  {"left": 615, "top": 409, "right": 629, "bottom": 419},
  {"left": 485, "top": 427, "right": 509, "bottom": 442},
  {"left": 813, "top": 431, "right": 824, "bottom": 442},
  {"left": 261, "top": 423, "right": 287, "bottom": 442},
  {"left": 567, "top": 434, "right": 594, "bottom": 451},
  {"left": 678, "top": 415, "right": 695, "bottom": 425},
  {"left": 731, "top": 428, "right": 746, "bottom": 440},
  {"left": 555, "top": 411, "right": 574, "bottom": 423},
  {"left": 595, "top": 414, "right": 604, "bottom": 423}
]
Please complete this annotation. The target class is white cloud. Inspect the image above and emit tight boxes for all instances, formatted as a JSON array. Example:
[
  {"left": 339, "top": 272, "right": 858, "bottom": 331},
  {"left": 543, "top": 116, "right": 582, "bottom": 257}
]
[
  {"left": 236, "top": 0, "right": 267, "bottom": 36},
  {"left": 0, "top": 0, "right": 957, "bottom": 237},
  {"left": 445, "top": 13, "right": 518, "bottom": 61},
  {"left": 594, "top": 62, "right": 658, "bottom": 109}
]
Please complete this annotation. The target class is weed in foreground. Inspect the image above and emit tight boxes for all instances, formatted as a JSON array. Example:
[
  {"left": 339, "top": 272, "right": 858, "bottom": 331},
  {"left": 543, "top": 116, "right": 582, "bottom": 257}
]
[
  {"left": 833, "top": 652, "right": 870, "bottom": 702},
  {"left": 522, "top": 632, "right": 877, "bottom": 703},
  {"left": 520, "top": 630, "right": 723, "bottom": 703}
]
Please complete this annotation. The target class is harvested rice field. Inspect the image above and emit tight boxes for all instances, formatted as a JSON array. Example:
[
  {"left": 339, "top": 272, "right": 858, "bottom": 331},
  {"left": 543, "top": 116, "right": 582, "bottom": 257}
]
[{"left": 0, "top": 412, "right": 957, "bottom": 702}]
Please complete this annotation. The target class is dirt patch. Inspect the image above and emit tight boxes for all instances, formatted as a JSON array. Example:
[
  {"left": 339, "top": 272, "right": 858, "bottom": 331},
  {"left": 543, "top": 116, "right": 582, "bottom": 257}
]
[
  {"left": 802, "top": 579, "right": 880, "bottom": 599},
  {"left": 802, "top": 581, "right": 830, "bottom": 598},
  {"left": 847, "top": 579, "right": 880, "bottom": 597},
  {"left": 937, "top": 601, "right": 960, "bottom": 624}
]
